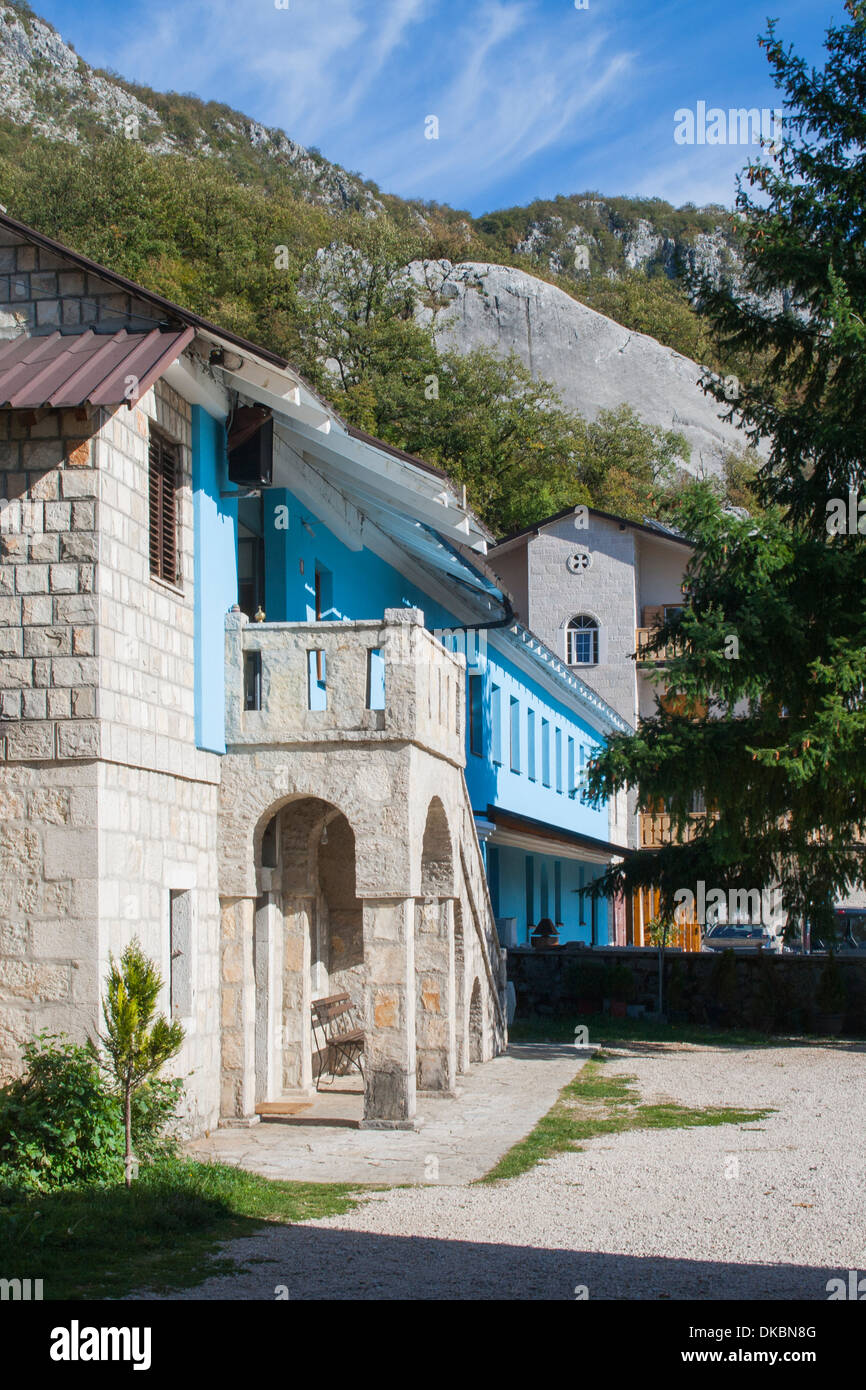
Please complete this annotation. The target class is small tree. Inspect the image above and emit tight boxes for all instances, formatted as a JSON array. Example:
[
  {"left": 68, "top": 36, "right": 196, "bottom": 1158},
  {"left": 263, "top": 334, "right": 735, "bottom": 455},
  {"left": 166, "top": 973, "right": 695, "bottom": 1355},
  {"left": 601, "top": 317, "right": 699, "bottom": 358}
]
[
  {"left": 96, "top": 940, "right": 184, "bottom": 1188},
  {"left": 646, "top": 914, "right": 675, "bottom": 1015}
]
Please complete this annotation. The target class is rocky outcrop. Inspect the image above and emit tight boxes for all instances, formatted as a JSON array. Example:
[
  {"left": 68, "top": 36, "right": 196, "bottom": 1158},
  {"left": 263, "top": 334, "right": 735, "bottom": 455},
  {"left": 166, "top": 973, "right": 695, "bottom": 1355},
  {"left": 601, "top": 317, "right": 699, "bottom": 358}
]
[
  {"left": 411, "top": 259, "right": 757, "bottom": 474},
  {"left": 0, "top": 3, "right": 377, "bottom": 211}
]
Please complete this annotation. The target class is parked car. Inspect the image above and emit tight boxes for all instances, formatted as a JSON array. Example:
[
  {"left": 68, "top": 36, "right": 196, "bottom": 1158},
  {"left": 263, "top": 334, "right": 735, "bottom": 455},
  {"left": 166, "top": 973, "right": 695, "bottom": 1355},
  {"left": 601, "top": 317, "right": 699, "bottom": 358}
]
[{"left": 702, "top": 923, "right": 783, "bottom": 953}]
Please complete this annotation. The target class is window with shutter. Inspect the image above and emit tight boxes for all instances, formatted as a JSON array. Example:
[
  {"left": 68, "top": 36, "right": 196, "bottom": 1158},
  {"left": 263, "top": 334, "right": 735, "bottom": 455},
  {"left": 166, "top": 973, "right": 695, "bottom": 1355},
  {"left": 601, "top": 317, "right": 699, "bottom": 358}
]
[{"left": 148, "top": 430, "right": 180, "bottom": 584}]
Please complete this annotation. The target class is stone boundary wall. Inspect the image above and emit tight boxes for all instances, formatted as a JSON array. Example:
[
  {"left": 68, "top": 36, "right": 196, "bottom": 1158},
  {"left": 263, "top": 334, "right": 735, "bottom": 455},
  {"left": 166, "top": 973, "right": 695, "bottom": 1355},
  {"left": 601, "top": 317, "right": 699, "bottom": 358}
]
[{"left": 508, "top": 945, "right": 866, "bottom": 1034}]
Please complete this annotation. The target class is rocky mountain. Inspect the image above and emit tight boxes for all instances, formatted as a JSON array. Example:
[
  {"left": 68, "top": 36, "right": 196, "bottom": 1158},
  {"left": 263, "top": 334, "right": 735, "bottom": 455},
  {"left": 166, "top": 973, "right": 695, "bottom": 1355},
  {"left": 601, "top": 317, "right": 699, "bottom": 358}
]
[
  {"left": 0, "top": 1, "right": 760, "bottom": 472},
  {"left": 412, "top": 260, "right": 753, "bottom": 473},
  {"left": 0, "top": 1, "right": 380, "bottom": 211}
]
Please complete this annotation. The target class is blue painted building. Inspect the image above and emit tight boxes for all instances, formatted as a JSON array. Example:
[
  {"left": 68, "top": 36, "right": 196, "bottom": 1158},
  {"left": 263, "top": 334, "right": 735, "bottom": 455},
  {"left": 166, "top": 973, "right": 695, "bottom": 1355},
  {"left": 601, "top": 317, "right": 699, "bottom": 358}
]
[{"left": 189, "top": 385, "right": 632, "bottom": 947}]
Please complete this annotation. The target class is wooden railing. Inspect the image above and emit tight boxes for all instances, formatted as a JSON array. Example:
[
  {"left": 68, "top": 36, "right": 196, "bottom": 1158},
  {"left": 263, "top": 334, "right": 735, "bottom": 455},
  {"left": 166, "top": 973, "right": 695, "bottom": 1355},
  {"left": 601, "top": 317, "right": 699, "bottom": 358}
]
[
  {"left": 635, "top": 626, "right": 681, "bottom": 663},
  {"left": 639, "top": 811, "right": 709, "bottom": 848}
]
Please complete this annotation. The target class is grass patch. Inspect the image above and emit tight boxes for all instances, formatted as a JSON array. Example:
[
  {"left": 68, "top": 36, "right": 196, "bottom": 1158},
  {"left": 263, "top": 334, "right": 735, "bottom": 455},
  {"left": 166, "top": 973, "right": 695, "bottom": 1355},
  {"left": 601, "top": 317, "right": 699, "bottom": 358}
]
[
  {"left": 509, "top": 1013, "right": 811, "bottom": 1049},
  {"left": 0, "top": 1157, "right": 369, "bottom": 1300},
  {"left": 480, "top": 1054, "right": 774, "bottom": 1183}
]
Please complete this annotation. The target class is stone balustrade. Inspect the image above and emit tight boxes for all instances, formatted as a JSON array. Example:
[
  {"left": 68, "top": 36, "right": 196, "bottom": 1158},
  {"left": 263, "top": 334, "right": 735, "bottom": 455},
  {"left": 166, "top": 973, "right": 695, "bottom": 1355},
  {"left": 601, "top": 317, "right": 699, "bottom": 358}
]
[{"left": 225, "top": 606, "right": 465, "bottom": 765}]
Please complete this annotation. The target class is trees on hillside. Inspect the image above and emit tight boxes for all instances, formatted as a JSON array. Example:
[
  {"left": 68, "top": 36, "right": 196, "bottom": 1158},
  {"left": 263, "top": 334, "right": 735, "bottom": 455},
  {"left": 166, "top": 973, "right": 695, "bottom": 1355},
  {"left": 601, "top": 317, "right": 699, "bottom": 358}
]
[{"left": 587, "top": 1, "right": 866, "bottom": 934}]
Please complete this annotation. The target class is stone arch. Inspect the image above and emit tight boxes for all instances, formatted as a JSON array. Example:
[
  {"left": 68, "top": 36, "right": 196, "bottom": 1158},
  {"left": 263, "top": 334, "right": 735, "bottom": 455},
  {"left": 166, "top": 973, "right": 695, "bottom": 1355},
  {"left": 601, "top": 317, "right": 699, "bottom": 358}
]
[
  {"left": 469, "top": 977, "right": 484, "bottom": 1064},
  {"left": 420, "top": 795, "right": 454, "bottom": 897},
  {"left": 250, "top": 790, "right": 357, "bottom": 896},
  {"left": 247, "top": 793, "right": 363, "bottom": 1105}
]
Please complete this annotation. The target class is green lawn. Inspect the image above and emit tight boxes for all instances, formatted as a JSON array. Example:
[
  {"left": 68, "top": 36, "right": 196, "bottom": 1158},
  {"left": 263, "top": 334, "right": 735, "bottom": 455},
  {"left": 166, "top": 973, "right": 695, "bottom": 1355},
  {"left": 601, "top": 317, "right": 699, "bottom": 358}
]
[
  {"left": 509, "top": 1012, "right": 819, "bottom": 1049},
  {"left": 479, "top": 1052, "right": 774, "bottom": 1183},
  {"left": 0, "top": 1158, "right": 370, "bottom": 1300}
]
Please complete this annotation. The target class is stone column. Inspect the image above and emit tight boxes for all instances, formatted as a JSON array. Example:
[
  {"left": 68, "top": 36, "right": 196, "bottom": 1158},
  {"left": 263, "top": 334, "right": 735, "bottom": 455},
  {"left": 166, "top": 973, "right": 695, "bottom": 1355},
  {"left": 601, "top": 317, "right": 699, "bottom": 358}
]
[
  {"left": 415, "top": 897, "right": 457, "bottom": 1094},
  {"left": 360, "top": 897, "right": 417, "bottom": 1128},
  {"left": 220, "top": 896, "right": 259, "bottom": 1125},
  {"left": 281, "top": 895, "right": 313, "bottom": 1093},
  {"left": 253, "top": 893, "right": 285, "bottom": 1104}
]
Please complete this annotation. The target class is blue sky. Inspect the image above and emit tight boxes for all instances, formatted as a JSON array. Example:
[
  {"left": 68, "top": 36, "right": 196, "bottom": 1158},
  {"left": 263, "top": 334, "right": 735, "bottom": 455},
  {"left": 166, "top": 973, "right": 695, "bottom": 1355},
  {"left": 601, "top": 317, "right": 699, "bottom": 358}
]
[{"left": 32, "top": 0, "right": 844, "bottom": 215}]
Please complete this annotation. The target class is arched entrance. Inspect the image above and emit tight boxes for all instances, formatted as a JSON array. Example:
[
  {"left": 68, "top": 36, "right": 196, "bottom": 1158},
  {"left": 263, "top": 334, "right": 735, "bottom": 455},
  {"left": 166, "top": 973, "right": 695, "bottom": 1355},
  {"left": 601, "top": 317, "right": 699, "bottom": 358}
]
[{"left": 250, "top": 795, "right": 362, "bottom": 1105}]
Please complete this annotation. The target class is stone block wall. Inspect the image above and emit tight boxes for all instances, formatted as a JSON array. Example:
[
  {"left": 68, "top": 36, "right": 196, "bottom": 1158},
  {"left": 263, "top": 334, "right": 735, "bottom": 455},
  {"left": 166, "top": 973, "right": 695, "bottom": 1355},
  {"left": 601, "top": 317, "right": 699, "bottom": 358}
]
[
  {"left": 0, "top": 265, "right": 223, "bottom": 1126},
  {"left": 0, "top": 762, "right": 98, "bottom": 1076},
  {"left": 528, "top": 514, "right": 639, "bottom": 729},
  {"left": 0, "top": 225, "right": 167, "bottom": 336},
  {"left": 509, "top": 945, "right": 866, "bottom": 1034},
  {"left": 0, "top": 405, "right": 99, "bottom": 759}
]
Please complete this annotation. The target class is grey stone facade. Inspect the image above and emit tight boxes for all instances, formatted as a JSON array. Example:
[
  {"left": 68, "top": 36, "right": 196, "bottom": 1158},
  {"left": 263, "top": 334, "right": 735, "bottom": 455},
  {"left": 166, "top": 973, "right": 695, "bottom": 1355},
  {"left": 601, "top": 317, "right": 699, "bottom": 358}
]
[{"left": 0, "top": 222, "right": 507, "bottom": 1134}]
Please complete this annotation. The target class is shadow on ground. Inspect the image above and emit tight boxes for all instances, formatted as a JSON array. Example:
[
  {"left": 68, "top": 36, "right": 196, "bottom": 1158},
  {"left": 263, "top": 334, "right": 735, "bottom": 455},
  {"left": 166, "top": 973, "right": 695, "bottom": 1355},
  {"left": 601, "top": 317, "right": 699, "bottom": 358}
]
[{"left": 138, "top": 1224, "right": 844, "bottom": 1301}]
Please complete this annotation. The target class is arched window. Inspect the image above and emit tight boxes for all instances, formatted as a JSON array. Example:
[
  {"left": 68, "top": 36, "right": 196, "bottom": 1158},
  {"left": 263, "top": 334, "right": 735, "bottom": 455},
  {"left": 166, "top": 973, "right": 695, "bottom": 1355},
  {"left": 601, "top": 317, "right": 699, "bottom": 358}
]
[{"left": 566, "top": 615, "right": 599, "bottom": 665}]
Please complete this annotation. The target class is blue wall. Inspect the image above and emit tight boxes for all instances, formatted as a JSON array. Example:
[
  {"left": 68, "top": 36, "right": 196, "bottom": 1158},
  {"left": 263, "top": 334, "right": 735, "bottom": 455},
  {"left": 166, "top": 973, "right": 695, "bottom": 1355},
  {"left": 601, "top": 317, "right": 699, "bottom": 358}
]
[
  {"left": 490, "top": 844, "right": 610, "bottom": 946},
  {"left": 261, "top": 488, "right": 457, "bottom": 630},
  {"left": 191, "top": 467, "right": 617, "bottom": 938},
  {"left": 462, "top": 635, "right": 610, "bottom": 844},
  {"left": 192, "top": 407, "right": 238, "bottom": 753}
]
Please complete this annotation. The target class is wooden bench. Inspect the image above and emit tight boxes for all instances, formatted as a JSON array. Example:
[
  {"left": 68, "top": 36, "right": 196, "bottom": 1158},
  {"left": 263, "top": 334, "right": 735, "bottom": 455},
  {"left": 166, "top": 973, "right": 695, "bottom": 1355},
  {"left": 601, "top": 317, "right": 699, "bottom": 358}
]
[{"left": 310, "top": 992, "right": 365, "bottom": 1090}]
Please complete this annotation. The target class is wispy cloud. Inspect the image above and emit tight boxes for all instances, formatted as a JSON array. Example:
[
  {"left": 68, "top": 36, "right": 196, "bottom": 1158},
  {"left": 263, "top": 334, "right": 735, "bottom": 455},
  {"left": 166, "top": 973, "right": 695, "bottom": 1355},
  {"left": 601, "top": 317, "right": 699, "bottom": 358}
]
[
  {"left": 106, "top": 0, "right": 640, "bottom": 204},
  {"left": 33, "top": 0, "right": 827, "bottom": 212}
]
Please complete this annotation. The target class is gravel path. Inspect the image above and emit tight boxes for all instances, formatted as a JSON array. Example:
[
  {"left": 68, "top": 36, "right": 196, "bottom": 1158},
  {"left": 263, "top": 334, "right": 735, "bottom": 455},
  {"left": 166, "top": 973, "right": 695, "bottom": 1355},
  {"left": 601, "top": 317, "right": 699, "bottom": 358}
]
[{"left": 135, "top": 1040, "right": 866, "bottom": 1301}]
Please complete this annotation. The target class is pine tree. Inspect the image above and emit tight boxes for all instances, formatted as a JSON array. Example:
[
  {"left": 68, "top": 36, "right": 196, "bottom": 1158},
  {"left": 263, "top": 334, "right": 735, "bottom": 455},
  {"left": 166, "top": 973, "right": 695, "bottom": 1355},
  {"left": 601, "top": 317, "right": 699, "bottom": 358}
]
[
  {"left": 96, "top": 941, "right": 184, "bottom": 1188},
  {"left": 587, "top": 4, "right": 866, "bottom": 936}
]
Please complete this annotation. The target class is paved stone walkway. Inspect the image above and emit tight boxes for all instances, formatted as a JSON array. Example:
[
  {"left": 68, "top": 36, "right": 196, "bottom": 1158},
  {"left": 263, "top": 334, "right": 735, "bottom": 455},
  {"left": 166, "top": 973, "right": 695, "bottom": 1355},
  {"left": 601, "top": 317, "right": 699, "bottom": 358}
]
[{"left": 187, "top": 1043, "right": 589, "bottom": 1185}]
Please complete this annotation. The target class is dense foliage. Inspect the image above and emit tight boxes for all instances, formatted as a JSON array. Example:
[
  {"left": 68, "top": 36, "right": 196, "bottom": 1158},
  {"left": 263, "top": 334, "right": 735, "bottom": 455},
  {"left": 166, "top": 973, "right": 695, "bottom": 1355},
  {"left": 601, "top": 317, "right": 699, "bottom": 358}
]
[
  {"left": 587, "top": 1, "right": 866, "bottom": 930},
  {"left": 0, "top": 1034, "right": 182, "bottom": 1192}
]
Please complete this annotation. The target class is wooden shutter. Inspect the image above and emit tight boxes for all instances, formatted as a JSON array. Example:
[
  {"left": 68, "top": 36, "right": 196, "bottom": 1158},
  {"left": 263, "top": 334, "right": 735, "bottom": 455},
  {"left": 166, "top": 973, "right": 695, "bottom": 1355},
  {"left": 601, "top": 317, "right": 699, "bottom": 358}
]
[{"left": 149, "top": 431, "right": 179, "bottom": 583}]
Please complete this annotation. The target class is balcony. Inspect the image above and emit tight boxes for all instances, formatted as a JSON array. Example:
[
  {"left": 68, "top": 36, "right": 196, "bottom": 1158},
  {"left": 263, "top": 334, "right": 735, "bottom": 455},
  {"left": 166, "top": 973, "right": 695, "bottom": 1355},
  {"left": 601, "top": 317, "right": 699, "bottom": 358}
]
[
  {"left": 639, "top": 810, "right": 709, "bottom": 848},
  {"left": 635, "top": 626, "right": 681, "bottom": 664},
  {"left": 225, "top": 606, "right": 464, "bottom": 765}
]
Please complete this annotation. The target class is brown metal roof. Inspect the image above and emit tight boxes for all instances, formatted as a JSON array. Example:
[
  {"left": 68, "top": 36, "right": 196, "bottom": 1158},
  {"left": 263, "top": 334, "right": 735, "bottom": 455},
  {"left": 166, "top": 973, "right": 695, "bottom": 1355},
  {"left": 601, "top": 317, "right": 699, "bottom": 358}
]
[{"left": 0, "top": 326, "right": 195, "bottom": 409}]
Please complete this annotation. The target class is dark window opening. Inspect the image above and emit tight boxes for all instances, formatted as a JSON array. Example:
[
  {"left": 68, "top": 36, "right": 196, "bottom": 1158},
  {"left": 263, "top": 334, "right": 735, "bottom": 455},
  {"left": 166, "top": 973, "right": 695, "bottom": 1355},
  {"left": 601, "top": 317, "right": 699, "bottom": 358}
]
[
  {"left": 243, "top": 650, "right": 262, "bottom": 711},
  {"left": 469, "top": 674, "right": 483, "bottom": 756},
  {"left": 149, "top": 429, "right": 180, "bottom": 584}
]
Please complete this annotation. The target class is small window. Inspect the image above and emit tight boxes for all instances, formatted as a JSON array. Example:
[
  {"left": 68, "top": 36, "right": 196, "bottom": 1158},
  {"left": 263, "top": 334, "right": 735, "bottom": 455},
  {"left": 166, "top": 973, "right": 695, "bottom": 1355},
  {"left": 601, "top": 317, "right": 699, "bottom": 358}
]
[
  {"left": 469, "top": 674, "right": 483, "bottom": 756},
  {"left": 149, "top": 428, "right": 180, "bottom": 584},
  {"left": 367, "top": 648, "right": 386, "bottom": 711},
  {"left": 488, "top": 844, "right": 500, "bottom": 917},
  {"left": 491, "top": 685, "right": 502, "bottom": 764},
  {"left": 244, "top": 650, "right": 262, "bottom": 711},
  {"left": 308, "top": 650, "right": 327, "bottom": 709},
  {"left": 568, "top": 736, "right": 576, "bottom": 797},
  {"left": 566, "top": 614, "right": 599, "bottom": 665},
  {"left": 525, "top": 855, "right": 534, "bottom": 937},
  {"left": 526, "top": 707, "right": 536, "bottom": 780},
  {"left": 555, "top": 728, "right": 563, "bottom": 793},
  {"left": 541, "top": 719, "right": 551, "bottom": 787},
  {"left": 510, "top": 697, "right": 520, "bottom": 773},
  {"left": 579, "top": 744, "right": 588, "bottom": 803},
  {"left": 169, "top": 889, "right": 192, "bottom": 1019}
]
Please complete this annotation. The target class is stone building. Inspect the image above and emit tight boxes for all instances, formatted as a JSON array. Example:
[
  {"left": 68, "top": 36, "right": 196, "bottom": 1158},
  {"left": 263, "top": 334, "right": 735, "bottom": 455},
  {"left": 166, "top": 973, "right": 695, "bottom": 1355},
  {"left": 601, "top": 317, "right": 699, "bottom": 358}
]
[
  {"left": 487, "top": 507, "right": 703, "bottom": 946},
  {"left": 0, "top": 213, "right": 629, "bottom": 1133}
]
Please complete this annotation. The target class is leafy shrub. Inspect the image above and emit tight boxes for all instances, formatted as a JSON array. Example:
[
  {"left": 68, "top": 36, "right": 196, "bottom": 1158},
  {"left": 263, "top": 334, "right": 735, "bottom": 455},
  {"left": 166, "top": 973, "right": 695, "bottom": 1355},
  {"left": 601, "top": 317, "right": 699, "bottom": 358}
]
[
  {"left": 0, "top": 1034, "right": 186, "bottom": 1194},
  {"left": 0, "top": 1034, "right": 125, "bottom": 1193},
  {"left": 130, "top": 1077, "right": 184, "bottom": 1164}
]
